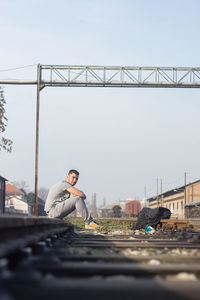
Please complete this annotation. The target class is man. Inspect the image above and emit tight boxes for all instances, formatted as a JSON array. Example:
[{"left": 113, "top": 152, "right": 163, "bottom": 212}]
[{"left": 45, "top": 169, "right": 98, "bottom": 229}]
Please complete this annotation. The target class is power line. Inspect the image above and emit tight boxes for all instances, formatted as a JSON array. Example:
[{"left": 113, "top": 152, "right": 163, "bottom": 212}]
[
  {"left": 162, "top": 176, "right": 184, "bottom": 187},
  {"left": 187, "top": 175, "right": 200, "bottom": 182},
  {"left": 0, "top": 64, "right": 37, "bottom": 73}
]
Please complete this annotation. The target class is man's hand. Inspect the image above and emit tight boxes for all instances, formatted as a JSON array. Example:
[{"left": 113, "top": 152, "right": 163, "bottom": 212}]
[
  {"left": 72, "top": 193, "right": 86, "bottom": 200},
  {"left": 67, "top": 187, "right": 86, "bottom": 200}
]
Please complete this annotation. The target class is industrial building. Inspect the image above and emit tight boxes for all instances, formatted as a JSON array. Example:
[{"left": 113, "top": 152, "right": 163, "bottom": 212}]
[
  {"left": 125, "top": 200, "right": 141, "bottom": 217},
  {"left": 147, "top": 179, "right": 200, "bottom": 219}
]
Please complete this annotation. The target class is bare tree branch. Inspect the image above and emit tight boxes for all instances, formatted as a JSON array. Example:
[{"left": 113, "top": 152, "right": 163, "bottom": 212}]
[{"left": 0, "top": 86, "right": 13, "bottom": 152}]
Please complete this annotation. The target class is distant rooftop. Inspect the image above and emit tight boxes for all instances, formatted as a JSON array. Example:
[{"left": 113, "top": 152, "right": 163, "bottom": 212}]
[
  {"left": 147, "top": 178, "right": 200, "bottom": 203},
  {"left": 6, "top": 182, "right": 24, "bottom": 196}
]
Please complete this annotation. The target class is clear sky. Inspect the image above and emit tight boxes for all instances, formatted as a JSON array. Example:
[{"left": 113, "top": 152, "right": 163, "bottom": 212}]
[{"left": 1, "top": 0, "right": 200, "bottom": 206}]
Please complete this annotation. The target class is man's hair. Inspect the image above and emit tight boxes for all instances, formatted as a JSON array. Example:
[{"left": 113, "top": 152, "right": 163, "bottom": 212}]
[{"left": 68, "top": 169, "right": 79, "bottom": 176}]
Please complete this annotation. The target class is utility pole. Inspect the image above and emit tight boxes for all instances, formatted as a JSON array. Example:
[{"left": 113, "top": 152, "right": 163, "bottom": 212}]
[
  {"left": 156, "top": 178, "right": 159, "bottom": 207},
  {"left": 33, "top": 64, "right": 41, "bottom": 216},
  {"left": 91, "top": 193, "right": 97, "bottom": 211},
  {"left": 144, "top": 186, "right": 147, "bottom": 206},
  {"left": 160, "top": 179, "right": 162, "bottom": 207},
  {"left": 184, "top": 172, "right": 187, "bottom": 218}
]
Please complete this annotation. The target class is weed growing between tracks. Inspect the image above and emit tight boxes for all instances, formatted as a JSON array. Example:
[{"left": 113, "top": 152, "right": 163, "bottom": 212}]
[{"left": 63, "top": 217, "right": 134, "bottom": 234}]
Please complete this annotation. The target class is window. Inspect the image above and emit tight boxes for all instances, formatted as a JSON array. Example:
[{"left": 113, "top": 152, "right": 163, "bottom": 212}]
[{"left": 177, "top": 202, "right": 179, "bottom": 212}]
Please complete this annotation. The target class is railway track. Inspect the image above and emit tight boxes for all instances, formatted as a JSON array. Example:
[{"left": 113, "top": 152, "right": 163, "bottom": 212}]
[{"left": 0, "top": 215, "right": 200, "bottom": 299}]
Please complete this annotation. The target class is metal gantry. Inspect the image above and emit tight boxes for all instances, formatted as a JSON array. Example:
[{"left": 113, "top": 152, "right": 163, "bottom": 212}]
[
  {"left": 41, "top": 65, "right": 200, "bottom": 88},
  {"left": 1, "top": 65, "right": 200, "bottom": 88},
  {"left": 1, "top": 64, "right": 200, "bottom": 216}
]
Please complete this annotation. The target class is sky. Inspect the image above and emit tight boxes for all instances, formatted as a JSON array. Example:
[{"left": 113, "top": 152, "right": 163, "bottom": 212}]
[{"left": 1, "top": 0, "right": 200, "bottom": 206}]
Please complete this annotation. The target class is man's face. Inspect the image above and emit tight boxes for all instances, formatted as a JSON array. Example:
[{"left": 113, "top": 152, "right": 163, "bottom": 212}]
[{"left": 66, "top": 172, "right": 79, "bottom": 186}]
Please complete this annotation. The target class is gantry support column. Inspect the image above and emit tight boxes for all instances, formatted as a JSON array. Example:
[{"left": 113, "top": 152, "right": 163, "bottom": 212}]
[{"left": 33, "top": 64, "right": 42, "bottom": 216}]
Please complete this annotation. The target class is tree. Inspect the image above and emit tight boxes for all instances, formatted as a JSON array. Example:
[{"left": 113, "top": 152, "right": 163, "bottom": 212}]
[
  {"left": 38, "top": 187, "right": 49, "bottom": 201},
  {"left": 12, "top": 180, "right": 29, "bottom": 193},
  {"left": 0, "top": 86, "right": 12, "bottom": 152},
  {"left": 26, "top": 192, "right": 35, "bottom": 205}
]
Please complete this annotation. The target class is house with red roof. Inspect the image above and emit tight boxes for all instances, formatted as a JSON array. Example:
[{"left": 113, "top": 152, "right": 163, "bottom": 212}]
[{"left": 5, "top": 182, "right": 28, "bottom": 214}]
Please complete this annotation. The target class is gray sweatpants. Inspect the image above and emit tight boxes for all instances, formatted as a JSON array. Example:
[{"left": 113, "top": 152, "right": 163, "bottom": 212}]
[{"left": 48, "top": 196, "right": 93, "bottom": 224}]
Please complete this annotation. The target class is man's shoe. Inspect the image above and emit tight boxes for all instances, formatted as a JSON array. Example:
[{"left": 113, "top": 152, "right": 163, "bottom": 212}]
[{"left": 85, "top": 220, "right": 99, "bottom": 229}]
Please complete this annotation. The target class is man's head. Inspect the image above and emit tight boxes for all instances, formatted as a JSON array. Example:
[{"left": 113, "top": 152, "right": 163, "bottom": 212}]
[{"left": 66, "top": 169, "right": 79, "bottom": 186}]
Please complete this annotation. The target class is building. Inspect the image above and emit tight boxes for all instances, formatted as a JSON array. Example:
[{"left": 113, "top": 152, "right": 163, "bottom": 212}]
[
  {"left": 5, "top": 182, "right": 28, "bottom": 214},
  {"left": 0, "top": 176, "right": 7, "bottom": 214},
  {"left": 125, "top": 200, "right": 141, "bottom": 216},
  {"left": 100, "top": 204, "right": 116, "bottom": 217},
  {"left": 112, "top": 205, "right": 122, "bottom": 217},
  {"left": 99, "top": 199, "right": 134, "bottom": 218},
  {"left": 147, "top": 179, "right": 200, "bottom": 219},
  {"left": 118, "top": 200, "right": 131, "bottom": 214},
  {"left": 185, "top": 201, "right": 200, "bottom": 218}
]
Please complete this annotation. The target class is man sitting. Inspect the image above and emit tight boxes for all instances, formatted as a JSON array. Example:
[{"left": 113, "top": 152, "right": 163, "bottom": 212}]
[{"left": 44, "top": 169, "right": 98, "bottom": 229}]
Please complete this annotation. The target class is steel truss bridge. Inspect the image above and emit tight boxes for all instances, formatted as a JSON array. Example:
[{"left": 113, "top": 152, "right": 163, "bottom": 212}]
[{"left": 1, "top": 64, "right": 200, "bottom": 216}]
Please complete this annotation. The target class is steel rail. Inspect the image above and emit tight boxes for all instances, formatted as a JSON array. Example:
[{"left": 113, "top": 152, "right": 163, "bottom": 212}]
[
  {"left": 69, "top": 234, "right": 200, "bottom": 249},
  {"left": 58, "top": 254, "right": 200, "bottom": 264},
  {"left": 70, "top": 242, "right": 200, "bottom": 249},
  {"left": 5, "top": 278, "right": 200, "bottom": 300},
  {"left": 0, "top": 216, "right": 72, "bottom": 258},
  {"left": 0, "top": 226, "right": 71, "bottom": 258},
  {"left": 30, "top": 262, "right": 200, "bottom": 277}
]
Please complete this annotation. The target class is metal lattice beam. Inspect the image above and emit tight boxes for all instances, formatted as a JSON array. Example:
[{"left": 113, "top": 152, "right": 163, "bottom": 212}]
[
  {"left": 1, "top": 65, "right": 200, "bottom": 88},
  {"left": 40, "top": 65, "right": 200, "bottom": 88}
]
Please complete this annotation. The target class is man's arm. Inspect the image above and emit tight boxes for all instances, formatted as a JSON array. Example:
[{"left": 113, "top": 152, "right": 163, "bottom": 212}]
[{"left": 67, "top": 187, "right": 86, "bottom": 200}]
